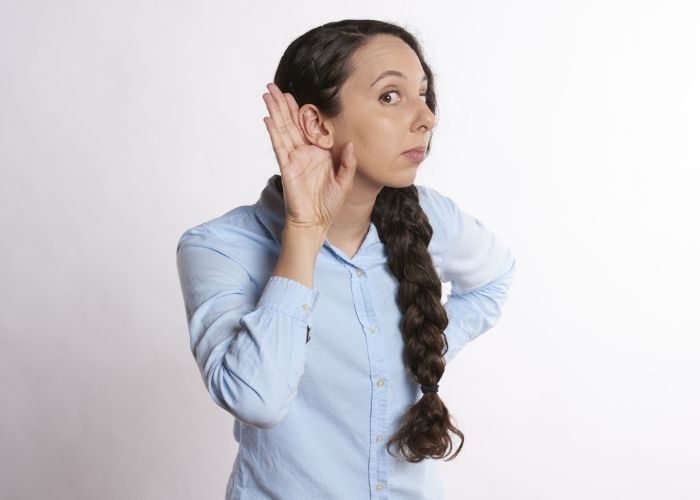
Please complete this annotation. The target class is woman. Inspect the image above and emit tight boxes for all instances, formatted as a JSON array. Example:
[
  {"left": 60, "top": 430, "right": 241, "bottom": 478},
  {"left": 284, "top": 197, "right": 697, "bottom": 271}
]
[{"left": 176, "top": 19, "right": 517, "bottom": 500}]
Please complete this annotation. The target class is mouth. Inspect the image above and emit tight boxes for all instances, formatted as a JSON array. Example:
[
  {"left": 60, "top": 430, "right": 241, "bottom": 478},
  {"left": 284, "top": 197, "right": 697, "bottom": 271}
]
[{"left": 402, "top": 147, "right": 426, "bottom": 163}]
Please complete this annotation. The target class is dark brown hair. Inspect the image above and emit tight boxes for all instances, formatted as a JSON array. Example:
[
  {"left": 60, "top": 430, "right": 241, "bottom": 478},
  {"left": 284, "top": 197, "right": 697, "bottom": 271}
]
[{"left": 273, "top": 19, "right": 463, "bottom": 462}]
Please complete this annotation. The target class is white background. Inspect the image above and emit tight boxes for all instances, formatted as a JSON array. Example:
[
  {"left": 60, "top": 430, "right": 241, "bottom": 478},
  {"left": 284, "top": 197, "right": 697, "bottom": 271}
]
[{"left": 1, "top": 1, "right": 698, "bottom": 499}]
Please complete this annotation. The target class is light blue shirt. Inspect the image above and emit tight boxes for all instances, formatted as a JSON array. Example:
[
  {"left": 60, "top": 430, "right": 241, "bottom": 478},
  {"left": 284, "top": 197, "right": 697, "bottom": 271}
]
[{"left": 175, "top": 174, "right": 517, "bottom": 500}]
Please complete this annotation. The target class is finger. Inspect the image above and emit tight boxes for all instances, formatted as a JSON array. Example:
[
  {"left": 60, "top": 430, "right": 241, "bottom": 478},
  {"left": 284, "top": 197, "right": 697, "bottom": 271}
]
[
  {"left": 263, "top": 92, "right": 294, "bottom": 153},
  {"left": 284, "top": 93, "right": 301, "bottom": 131},
  {"left": 266, "top": 84, "right": 303, "bottom": 149},
  {"left": 263, "top": 116, "right": 289, "bottom": 171},
  {"left": 336, "top": 141, "right": 357, "bottom": 189},
  {"left": 267, "top": 83, "right": 306, "bottom": 148}
]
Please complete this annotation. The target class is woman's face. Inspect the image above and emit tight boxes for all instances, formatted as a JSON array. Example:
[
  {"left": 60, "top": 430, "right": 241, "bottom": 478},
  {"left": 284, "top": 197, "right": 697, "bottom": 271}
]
[{"left": 324, "top": 34, "right": 437, "bottom": 189}]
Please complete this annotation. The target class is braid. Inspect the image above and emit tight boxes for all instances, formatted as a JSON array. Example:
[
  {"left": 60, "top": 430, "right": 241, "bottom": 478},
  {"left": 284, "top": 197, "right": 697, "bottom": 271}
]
[{"left": 372, "top": 185, "right": 465, "bottom": 463}]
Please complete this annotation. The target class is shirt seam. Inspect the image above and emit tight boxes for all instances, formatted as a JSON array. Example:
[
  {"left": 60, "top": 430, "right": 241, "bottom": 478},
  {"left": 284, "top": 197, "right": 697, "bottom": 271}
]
[
  {"left": 256, "top": 302, "right": 311, "bottom": 323},
  {"left": 201, "top": 222, "right": 262, "bottom": 297}
]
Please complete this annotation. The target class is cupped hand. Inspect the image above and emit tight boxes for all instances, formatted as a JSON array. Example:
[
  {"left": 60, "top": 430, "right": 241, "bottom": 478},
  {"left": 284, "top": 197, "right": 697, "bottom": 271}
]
[{"left": 262, "top": 82, "right": 357, "bottom": 232}]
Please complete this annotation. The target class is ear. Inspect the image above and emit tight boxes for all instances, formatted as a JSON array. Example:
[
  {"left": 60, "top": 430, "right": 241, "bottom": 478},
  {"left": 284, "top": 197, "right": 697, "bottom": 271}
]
[{"left": 298, "top": 104, "right": 334, "bottom": 149}]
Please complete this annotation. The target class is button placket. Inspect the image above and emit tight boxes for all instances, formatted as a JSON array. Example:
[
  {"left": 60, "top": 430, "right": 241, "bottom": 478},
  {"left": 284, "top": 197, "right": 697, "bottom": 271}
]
[{"left": 349, "top": 264, "right": 388, "bottom": 497}]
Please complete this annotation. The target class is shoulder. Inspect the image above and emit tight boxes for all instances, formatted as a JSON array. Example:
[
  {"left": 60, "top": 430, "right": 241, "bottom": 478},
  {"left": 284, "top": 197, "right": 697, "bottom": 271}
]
[
  {"left": 415, "top": 184, "right": 464, "bottom": 238},
  {"left": 416, "top": 182, "right": 459, "bottom": 211},
  {"left": 176, "top": 205, "right": 276, "bottom": 290},
  {"left": 177, "top": 205, "right": 268, "bottom": 249},
  {"left": 414, "top": 183, "right": 464, "bottom": 266}
]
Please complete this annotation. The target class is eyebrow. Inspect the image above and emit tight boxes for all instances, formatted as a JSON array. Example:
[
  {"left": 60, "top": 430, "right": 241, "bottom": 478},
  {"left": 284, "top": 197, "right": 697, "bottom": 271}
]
[{"left": 370, "top": 70, "right": 429, "bottom": 87}]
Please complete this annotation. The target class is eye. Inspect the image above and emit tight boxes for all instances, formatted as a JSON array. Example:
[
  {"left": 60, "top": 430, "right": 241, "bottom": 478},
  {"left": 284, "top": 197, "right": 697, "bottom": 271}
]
[
  {"left": 379, "top": 90, "right": 400, "bottom": 104},
  {"left": 379, "top": 90, "right": 429, "bottom": 105}
]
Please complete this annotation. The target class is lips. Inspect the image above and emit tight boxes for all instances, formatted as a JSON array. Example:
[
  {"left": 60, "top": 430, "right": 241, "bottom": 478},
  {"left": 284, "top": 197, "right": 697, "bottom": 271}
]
[{"left": 402, "top": 147, "right": 426, "bottom": 163}]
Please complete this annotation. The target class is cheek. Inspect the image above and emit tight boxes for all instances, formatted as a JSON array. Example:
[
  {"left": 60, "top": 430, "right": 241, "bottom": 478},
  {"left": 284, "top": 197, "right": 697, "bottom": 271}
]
[{"left": 352, "top": 118, "right": 397, "bottom": 161}]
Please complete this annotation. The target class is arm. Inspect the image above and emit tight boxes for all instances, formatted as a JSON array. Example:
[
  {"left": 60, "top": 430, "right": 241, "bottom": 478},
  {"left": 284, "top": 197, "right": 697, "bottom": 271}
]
[
  {"left": 438, "top": 199, "right": 517, "bottom": 365},
  {"left": 175, "top": 224, "right": 320, "bottom": 429}
]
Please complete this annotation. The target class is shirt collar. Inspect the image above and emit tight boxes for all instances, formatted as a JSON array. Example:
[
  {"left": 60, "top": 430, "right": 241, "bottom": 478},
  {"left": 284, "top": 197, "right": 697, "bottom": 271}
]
[
  {"left": 252, "top": 174, "right": 381, "bottom": 257},
  {"left": 252, "top": 174, "right": 287, "bottom": 247}
]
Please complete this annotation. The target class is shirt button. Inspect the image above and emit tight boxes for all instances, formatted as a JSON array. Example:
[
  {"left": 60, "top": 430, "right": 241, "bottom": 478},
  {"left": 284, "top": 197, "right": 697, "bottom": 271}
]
[
  {"left": 375, "top": 483, "right": 384, "bottom": 492},
  {"left": 376, "top": 378, "right": 385, "bottom": 388},
  {"left": 301, "top": 303, "right": 311, "bottom": 311},
  {"left": 355, "top": 269, "right": 365, "bottom": 277},
  {"left": 375, "top": 434, "right": 384, "bottom": 443},
  {"left": 368, "top": 325, "right": 377, "bottom": 335}
]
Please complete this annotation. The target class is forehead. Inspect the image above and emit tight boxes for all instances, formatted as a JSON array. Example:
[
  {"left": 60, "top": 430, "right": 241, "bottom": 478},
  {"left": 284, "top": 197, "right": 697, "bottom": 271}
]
[{"left": 348, "top": 35, "right": 424, "bottom": 85}]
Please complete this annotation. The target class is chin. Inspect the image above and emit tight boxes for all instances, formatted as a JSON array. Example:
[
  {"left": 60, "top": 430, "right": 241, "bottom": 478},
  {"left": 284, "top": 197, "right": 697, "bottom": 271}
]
[
  {"left": 356, "top": 163, "right": 417, "bottom": 191},
  {"left": 380, "top": 181, "right": 416, "bottom": 190},
  {"left": 384, "top": 169, "right": 418, "bottom": 189}
]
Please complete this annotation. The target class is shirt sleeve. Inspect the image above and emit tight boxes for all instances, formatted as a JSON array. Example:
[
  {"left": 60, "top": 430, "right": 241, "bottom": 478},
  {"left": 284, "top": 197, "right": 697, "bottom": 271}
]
[
  {"left": 438, "top": 198, "right": 518, "bottom": 365},
  {"left": 175, "top": 224, "right": 320, "bottom": 429}
]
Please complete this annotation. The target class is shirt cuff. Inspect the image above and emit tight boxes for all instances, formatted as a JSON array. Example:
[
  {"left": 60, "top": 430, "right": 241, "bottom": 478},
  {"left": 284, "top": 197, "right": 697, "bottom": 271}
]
[{"left": 256, "top": 275, "right": 321, "bottom": 321}]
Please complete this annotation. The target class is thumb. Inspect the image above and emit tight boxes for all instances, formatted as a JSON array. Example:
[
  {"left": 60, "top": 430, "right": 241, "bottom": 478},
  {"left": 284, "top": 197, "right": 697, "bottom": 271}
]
[{"left": 336, "top": 141, "right": 357, "bottom": 189}]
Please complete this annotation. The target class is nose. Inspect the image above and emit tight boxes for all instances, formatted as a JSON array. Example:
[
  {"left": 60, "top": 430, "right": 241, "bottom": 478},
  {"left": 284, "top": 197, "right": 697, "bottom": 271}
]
[{"left": 413, "top": 99, "right": 437, "bottom": 133}]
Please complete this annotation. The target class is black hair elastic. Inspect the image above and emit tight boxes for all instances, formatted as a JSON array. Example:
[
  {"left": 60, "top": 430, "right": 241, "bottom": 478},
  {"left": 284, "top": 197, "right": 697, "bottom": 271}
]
[{"left": 420, "top": 384, "right": 439, "bottom": 394}]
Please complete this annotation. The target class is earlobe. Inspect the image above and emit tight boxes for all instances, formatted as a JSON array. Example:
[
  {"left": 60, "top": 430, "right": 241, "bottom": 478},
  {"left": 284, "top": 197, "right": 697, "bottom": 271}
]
[{"left": 317, "top": 135, "right": 333, "bottom": 149}]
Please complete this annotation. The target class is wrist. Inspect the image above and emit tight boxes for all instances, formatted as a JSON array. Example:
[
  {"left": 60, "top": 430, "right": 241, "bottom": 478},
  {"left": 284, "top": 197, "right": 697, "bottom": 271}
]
[{"left": 282, "top": 223, "right": 327, "bottom": 250}]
